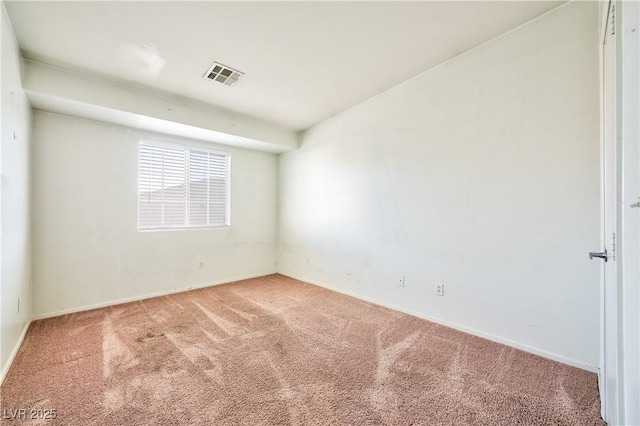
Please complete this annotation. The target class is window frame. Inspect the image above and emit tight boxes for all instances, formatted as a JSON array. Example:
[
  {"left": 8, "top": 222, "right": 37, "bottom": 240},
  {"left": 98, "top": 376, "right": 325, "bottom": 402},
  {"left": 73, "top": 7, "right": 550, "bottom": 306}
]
[{"left": 137, "top": 139, "right": 231, "bottom": 231}]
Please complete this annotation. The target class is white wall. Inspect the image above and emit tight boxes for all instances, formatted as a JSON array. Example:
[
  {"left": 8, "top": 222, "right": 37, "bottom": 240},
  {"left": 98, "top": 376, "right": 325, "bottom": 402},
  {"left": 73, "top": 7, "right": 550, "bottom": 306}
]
[
  {"left": 279, "top": 1, "right": 600, "bottom": 369},
  {"left": 1, "top": 3, "right": 32, "bottom": 381},
  {"left": 32, "top": 112, "right": 277, "bottom": 318}
]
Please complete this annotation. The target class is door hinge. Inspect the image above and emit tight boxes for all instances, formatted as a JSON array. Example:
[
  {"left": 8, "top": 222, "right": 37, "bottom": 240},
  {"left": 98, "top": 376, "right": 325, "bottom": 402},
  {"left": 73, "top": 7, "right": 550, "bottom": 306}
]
[
  {"left": 611, "top": 233, "right": 616, "bottom": 261},
  {"left": 610, "top": 3, "right": 616, "bottom": 35}
]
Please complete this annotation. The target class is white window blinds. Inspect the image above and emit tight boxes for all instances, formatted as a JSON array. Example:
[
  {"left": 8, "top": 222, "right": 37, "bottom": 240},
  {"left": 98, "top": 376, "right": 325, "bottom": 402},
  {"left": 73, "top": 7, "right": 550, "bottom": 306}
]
[{"left": 138, "top": 140, "right": 230, "bottom": 230}]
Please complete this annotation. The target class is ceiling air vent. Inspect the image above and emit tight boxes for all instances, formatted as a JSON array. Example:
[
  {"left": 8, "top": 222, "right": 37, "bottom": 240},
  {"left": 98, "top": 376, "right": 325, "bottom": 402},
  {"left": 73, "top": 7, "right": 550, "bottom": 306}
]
[{"left": 204, "top": 62, "right": 244, "bottom": 86}]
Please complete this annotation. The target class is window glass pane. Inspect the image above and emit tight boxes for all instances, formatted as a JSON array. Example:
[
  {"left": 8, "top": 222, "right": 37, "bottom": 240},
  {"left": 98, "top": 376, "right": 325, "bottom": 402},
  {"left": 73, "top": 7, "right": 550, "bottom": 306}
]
[{"left": 138, "top": 141, "right": 229, "bottom": 230}]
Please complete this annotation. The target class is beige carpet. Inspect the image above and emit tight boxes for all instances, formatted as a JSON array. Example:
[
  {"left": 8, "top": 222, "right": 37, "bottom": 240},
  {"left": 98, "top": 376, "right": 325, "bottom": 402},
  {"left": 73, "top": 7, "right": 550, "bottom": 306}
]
[{"left": 1, "top": 274, "right": 604, "bottom": 425}]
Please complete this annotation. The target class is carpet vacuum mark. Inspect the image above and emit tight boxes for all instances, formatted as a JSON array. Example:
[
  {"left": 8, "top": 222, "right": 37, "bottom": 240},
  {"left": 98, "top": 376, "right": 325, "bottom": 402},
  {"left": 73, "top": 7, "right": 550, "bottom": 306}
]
[{"left": 0, "top": 274, "right": 605, "bottom": 425}]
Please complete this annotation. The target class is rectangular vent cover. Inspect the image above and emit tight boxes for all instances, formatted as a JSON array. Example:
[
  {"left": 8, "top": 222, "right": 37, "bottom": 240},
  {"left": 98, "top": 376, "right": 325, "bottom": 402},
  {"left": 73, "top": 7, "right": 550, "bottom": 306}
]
[{"left": 204, "top": 62, "right": 244, "bottom": 86}]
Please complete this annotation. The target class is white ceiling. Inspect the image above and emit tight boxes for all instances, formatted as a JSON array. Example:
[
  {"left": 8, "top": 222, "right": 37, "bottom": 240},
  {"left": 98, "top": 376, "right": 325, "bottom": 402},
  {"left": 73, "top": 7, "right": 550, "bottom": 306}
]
[{"left": 5, "top": 1, "right": 565, "bottom": 131}]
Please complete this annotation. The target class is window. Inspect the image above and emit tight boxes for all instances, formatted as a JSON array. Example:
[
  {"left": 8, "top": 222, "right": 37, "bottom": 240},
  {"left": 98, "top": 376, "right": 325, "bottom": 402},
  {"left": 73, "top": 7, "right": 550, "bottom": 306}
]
[{"left": 138, "top": 140, "right": 230, "bottom": 230}]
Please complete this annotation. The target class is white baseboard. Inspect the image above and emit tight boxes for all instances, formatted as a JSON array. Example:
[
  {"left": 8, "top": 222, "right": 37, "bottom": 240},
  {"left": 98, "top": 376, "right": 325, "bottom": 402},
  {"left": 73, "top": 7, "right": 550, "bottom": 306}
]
[
  {"left": 280, "top": 272, "right": 598, "bottom": 373},
  {"left": 32, "top": 272, "right": 275, "bottom": 321},
  {"left": 1, "top": 320, "right": 32, "bottom": 386},
  {"left": 29, "top": 270, "right": 597, "bottom": 373}
]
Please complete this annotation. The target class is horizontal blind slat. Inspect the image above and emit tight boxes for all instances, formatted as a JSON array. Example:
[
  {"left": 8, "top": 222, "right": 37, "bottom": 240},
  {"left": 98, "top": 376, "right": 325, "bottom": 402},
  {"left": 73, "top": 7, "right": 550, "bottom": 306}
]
[{"left": 139, "top": 140, "right": 229, "bottom": 229}]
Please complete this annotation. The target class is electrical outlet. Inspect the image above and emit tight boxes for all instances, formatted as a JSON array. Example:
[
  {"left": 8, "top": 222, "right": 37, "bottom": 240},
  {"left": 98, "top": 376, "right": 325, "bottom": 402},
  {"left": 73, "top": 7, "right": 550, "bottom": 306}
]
[
  {"left": 199, "top": 262, "right": 205, "bottom": 270},
  {"left": 397, "top": 275, "right": 405, "bottom": 287},
  {"left": 435, "top": 283, "right": 444, "bottom": 296}
]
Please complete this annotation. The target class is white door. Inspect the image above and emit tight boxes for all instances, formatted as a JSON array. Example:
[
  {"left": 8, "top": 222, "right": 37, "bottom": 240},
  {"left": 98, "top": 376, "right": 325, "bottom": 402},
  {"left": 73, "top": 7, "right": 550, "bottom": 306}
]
[{"left": 597, "top": 1, "right": 619, "bottom": 423}]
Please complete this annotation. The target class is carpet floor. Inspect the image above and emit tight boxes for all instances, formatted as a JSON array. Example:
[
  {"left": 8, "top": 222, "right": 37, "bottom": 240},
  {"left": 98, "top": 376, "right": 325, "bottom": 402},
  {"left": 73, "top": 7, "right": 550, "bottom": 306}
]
[{"left": 1, "top": 274, "right": 604, "bottom": 425}]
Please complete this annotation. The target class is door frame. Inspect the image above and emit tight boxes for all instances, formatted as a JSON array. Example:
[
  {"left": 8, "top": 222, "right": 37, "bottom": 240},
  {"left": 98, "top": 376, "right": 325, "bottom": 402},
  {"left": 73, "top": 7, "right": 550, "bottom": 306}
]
[
  {"left": 599, "top": 1, "right": 640, "bottom": 424},
  {"left": 599, "top": 1, "right": 617, "bottom": 422},
  {"left": 617, "top": 1, "right": 640, "bottom": 424}
]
